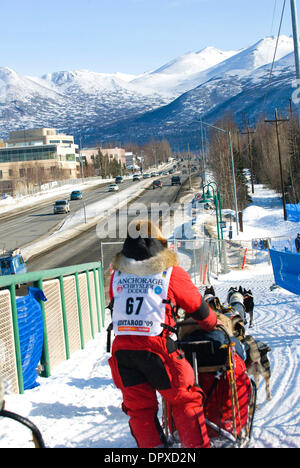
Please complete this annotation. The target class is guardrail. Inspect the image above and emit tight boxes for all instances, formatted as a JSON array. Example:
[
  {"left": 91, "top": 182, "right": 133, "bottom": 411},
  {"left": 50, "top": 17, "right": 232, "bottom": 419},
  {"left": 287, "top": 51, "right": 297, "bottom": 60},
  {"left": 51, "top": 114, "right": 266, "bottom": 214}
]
[{"left": 0, "top": 262, "right": 105, "bottom": 395}]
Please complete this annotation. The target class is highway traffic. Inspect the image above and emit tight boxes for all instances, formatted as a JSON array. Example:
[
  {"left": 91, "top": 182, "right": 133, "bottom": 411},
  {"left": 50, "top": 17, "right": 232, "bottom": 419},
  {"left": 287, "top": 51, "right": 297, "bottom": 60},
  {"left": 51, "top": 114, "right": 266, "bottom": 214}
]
[
  {"left": 0, "top": 178, "right": 134, "bottom": 252},
  {"left": 26, "top": 173, "right": 190, "bottom": 297}
]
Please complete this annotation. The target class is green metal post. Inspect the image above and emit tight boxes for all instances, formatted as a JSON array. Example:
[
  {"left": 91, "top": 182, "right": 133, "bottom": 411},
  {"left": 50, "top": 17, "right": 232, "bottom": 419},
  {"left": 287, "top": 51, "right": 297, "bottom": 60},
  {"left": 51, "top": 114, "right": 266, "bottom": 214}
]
[
  {"left": 212, "top": 191, "right": 222, "bottom": 263},
  {"left": 98, "top": 266, "right": 106, "bottom": 327},
  {"left": 205, "top": 181, "right": 224, "bottom": 240},
  {"left": 36, "top": 278, "right": 51, "bottom": 378},
  {"left": 204, "top": 181, "right": 223, "bottom": 263},
  {"left": 217, "top": 191, "right": 224, "bottom": 240},
  {"left": 75, "top": 272, "right": 85, "bottom": 349},
  {"left": 213, "top": 193, "right": 221, "bottom": 244},
  {"left": 85, "top": 270, "right": 95, "bottom": 339},
  {"left": 59, "top": 275, "right": 70, "bottom": 360},
  {"left": 93, "top": 269, "right": 101, "bottom": 332},
  {"left": 9, "top": 284, "right": 24, "bottom": 394}
]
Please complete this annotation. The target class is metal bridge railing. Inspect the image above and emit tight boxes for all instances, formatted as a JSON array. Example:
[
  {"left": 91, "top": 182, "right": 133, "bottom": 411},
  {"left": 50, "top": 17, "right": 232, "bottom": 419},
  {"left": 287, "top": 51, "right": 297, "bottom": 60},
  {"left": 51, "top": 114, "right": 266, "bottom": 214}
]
[{"left": 0, "top": 262, "right": 105, "bottom": 394}]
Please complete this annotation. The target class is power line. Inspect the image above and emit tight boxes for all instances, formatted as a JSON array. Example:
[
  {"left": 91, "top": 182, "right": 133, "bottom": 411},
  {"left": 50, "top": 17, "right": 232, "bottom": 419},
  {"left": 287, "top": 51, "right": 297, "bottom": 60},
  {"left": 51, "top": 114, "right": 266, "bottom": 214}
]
[
  {"left": 261, "top": 0, "right": 287, "bottom": 118},
  {"left": 270, "top": 0, "right": 278, "bottom": 36}
]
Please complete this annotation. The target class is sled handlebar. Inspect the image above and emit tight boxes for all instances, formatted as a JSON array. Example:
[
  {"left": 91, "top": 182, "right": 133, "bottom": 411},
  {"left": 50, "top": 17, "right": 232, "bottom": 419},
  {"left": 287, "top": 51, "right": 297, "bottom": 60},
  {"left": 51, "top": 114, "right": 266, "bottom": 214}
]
[
  {"left": 0, "top": 408, "right": 46, "bottom": 448},
  {"left": 0, "top": 376, "right": 46, "bottom": 448}
]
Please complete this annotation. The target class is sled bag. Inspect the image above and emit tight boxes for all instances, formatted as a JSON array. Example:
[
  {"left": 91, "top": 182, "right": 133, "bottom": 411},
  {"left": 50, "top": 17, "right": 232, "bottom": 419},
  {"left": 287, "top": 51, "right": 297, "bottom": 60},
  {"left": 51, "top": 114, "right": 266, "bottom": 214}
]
[{"left": 200, "top": 354, "right": 251, "bottom": 437}]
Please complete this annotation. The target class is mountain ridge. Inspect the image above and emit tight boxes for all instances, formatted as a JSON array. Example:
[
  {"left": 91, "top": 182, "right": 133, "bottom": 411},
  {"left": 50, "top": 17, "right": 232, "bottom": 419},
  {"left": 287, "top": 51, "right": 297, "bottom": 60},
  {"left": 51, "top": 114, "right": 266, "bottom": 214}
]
[{"left": 0, "top": 35, "right": 296, "bottom": 148}]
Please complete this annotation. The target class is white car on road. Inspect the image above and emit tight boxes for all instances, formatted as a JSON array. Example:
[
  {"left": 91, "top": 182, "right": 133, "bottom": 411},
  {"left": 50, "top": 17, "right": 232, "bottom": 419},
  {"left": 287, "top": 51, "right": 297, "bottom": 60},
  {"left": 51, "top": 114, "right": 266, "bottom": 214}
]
[
  {"left": 53, "top": 199, "right": 70, "bottom": 214},
  {"left": 108, "top": 183, "right": 119, "bottom": 192}
]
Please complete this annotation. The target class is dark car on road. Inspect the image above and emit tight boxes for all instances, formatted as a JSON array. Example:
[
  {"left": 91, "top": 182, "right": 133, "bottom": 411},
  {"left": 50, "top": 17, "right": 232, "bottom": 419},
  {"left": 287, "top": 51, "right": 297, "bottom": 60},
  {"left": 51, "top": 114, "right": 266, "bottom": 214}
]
[
  {"left": 152, "top": 179, "right": 163, "bottom": 189},
  {"left": 70, "top": 190, "right": 82, "bottom": 200},
  {"left": 171, "top": 176, "right": 181, "bottom": 186}
]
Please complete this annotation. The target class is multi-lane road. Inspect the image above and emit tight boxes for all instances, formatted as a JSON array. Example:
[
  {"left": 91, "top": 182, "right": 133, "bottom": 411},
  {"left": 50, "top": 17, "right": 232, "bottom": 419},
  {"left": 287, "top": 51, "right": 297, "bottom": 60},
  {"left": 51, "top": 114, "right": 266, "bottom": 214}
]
[
  {"left": 0, "top": 178, "right": 134, "bottom": 253},
  {"left": 0, "top": 170, "right": 194, "bottom": 300},
  {"left": 23, "top": 174, "right": 190, "bottom": 297}
]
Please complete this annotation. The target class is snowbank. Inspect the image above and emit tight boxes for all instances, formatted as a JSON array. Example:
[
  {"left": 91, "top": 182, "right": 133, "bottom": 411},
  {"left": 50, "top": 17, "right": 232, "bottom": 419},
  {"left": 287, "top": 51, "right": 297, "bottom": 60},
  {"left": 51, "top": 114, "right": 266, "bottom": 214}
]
[{"left": 0, "top": 177, "right": 114, "bottom": 216}]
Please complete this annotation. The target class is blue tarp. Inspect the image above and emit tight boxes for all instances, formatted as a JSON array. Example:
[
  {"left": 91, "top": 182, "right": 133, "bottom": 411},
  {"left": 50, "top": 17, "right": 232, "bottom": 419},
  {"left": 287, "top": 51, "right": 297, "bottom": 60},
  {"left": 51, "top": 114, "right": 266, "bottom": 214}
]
[
  {"left": 16, "top": 287, "right": 47, "bottom": 390},
  {"left": 269, "top": 249, "right": 300, "bottom": 296},
  {"left": 286, "top": 203, "right": 300, "bottom": 223}
]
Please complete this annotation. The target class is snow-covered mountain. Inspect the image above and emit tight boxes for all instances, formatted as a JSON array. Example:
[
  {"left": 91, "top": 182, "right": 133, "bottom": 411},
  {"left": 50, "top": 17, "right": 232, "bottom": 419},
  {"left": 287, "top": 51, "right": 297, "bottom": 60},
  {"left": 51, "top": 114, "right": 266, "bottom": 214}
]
[
  {"left": 0, "top": 35, "right": 296, "bottom": 146},
  {"left": 88, "top": 36, "right": 296, "bottom": 148},
  {"left": 131, "top": 46, "right": 239, "bottom": 97},
  {"left": 0, "top": 66, "right": 168, "bottom": 140},
  {"left": 131, "top": 35, "right": 293, "bottom": 98}
]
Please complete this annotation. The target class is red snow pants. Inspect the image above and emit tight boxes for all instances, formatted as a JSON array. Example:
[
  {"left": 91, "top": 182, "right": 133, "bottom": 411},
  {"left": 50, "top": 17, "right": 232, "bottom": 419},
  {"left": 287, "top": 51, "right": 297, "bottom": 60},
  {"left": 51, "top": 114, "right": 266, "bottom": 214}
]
[{"left": 108, "top": 335, "right": 210, "bottom": 448}]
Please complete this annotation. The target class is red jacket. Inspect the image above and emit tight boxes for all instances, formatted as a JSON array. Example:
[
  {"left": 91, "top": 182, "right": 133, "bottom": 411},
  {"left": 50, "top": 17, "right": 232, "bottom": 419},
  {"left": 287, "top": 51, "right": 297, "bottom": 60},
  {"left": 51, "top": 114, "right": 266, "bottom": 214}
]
[{"left": 108, "top": 245, "right": 216, "bottom": 449}]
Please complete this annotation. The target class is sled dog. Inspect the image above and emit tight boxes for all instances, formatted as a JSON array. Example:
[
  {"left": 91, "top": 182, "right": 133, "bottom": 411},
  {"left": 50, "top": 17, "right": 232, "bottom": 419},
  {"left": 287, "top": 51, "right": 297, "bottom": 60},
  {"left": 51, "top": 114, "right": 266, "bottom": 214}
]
[{"left": 243, "top": 335, "right": 272, "bottom": 402}]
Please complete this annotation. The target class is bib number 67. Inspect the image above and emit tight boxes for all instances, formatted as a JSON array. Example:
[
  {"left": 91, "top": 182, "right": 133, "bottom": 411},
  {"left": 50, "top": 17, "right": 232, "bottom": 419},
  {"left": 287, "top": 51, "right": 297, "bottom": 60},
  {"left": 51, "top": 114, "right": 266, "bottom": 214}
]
[{"left": 126, "top": 297, "right": 144, "bottom": 315}]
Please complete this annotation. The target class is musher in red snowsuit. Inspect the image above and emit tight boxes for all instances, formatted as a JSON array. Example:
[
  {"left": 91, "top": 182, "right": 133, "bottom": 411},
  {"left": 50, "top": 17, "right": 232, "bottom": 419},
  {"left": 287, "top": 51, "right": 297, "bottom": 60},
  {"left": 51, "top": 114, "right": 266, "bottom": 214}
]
[{"left": 108, "top": 220, "right": 217, "bottom": 448}]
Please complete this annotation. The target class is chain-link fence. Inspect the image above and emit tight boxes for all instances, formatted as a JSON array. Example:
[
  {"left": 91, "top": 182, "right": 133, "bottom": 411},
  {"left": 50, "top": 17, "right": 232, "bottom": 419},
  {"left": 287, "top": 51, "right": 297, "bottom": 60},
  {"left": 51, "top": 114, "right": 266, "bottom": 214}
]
[
  {"left": 270, "top": 235, "right": 299, "bottom": 254},
  {"left": 170, "top": 237, "right": 271, "bottom": 285},
  {"left": 100, "top": 237, "right": 270, "bottom": 295}
]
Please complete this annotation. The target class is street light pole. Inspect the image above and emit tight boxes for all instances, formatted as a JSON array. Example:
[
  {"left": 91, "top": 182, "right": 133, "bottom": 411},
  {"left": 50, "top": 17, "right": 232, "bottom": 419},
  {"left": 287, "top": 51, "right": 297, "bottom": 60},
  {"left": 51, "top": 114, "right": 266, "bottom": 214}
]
[
  {"left": 187, "top": 143, "right": 192, "bottom": 190},
  {"left": 200, "top": 119, "right": 206, "bottom": 184},
  {"left": 202, "top": 181, "right": 224, "bottom": 263},
  {"left": 207, "top": 180, "right": 224, "bottom": 240},
  {"left": 199, "top": 120, "right": 239, "bottom": 236}
]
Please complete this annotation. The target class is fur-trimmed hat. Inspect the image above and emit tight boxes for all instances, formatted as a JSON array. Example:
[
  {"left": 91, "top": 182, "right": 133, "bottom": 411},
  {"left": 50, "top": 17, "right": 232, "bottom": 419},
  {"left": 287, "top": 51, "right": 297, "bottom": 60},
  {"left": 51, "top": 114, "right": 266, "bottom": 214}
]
[
  {"left": 122, "top": 219, "right": 168, "bottom": 261},
  {"left": 112, "top": 220, "right": 179, "bottom": 275}
]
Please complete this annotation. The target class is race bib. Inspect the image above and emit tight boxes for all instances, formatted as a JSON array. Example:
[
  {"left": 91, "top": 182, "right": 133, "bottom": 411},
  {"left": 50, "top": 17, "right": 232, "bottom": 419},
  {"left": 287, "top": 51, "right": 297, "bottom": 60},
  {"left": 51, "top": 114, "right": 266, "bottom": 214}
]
[{"left": 112, "top": 268, "right": 173, "bottom": 336}]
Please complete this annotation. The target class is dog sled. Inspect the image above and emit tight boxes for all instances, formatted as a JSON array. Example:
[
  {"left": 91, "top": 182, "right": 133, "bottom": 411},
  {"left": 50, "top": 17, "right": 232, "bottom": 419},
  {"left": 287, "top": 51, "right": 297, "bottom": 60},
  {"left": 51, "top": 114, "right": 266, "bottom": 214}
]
[{"left": 163, "top": 322, "right": 257, "bottom": 449}]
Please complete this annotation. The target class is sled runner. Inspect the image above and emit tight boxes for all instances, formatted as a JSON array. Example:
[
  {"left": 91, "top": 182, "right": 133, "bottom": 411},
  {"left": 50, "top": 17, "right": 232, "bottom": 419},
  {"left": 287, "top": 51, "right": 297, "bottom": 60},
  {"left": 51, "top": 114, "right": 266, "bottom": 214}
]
[{"left": 163, "top": 324, "right": 257, "bottom": 449}]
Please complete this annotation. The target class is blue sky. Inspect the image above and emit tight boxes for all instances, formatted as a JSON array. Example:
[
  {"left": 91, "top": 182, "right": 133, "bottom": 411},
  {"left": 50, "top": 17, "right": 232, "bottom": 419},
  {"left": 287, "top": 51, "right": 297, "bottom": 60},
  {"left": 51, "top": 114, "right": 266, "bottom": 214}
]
[{"left": 0, "top": 0, "right": 298, "bottom": 76}]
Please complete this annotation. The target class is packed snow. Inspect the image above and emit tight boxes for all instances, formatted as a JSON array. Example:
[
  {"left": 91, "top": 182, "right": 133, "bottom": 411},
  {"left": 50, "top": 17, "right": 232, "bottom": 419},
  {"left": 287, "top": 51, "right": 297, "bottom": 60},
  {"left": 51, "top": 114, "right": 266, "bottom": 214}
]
[{"left": 0, "top": 181, "right": 299, "bottom": 449}]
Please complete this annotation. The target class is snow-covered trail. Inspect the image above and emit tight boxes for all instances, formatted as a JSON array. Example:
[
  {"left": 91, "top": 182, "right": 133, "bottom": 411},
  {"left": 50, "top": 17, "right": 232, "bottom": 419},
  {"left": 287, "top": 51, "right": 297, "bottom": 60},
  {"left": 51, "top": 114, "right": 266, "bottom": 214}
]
[
  {"left": 213, "top": 271, "right": 300, "bottom": 448},
  {"left": 1, "top": 182, "right": 300, "bottom": 449},
  {"left": 1, "top": 266, "right": 299, "bottom": 449}
]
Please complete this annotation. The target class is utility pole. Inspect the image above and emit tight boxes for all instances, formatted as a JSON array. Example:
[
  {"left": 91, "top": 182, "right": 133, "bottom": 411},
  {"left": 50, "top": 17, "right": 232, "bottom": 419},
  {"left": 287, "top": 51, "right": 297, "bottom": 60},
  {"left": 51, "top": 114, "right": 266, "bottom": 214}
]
[
  {"left": 290, "top": 0, "right": 300, "bottom": 127},
  {"left": 187, "top": 144, "right": 192, "bottom": 190},
  {"left": 228, "top": 132, "right": 239, "bottom": 236},
  {"left": 200, "top": 119, "right": 206, "bottom": 183},
  {"left": 79, "top": 137, "right": 85, "bottom": 184},
  {"left": 241, "top": 127, "right": 256, "bottom": 194},
  {"left": 265, "top": 109, "right": 289, "bottom": 221},
  {"left": 79, "top": 137, "right": 87, "bottom": 223}
]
